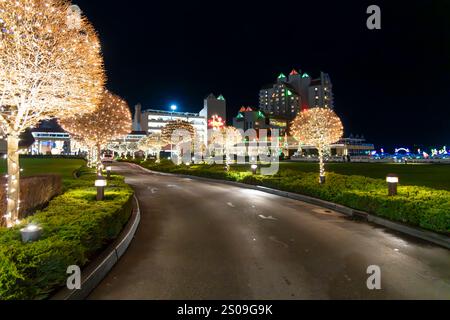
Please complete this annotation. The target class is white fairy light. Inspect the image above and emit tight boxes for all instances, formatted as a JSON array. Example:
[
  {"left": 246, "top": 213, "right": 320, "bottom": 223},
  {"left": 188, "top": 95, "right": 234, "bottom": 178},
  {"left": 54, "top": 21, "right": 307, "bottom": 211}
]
[
  {"left": 291, "top": 108, "right": 344, "bottom": 184},
  {"left": 0, "top": 0, "right": 105, "bottom": 227}
]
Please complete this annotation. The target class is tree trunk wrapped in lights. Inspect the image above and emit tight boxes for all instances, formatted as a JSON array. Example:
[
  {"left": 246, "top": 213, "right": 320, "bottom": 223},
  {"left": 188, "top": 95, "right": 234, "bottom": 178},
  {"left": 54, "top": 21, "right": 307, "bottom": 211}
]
[
  {"left": 291, "top": 108, "right": 344, "bottom": 184},
  {"left": 161, "top": 120, "right": 196, "bottom": 165},
  {"left": 59, "top": 90, "right": 132, "bottom": 170},
  {"left": 0, "top": 0, "right": 105, "bottom": 227},
  {"left": 139, "top": 133, "right": 164, "bottom": 162},
  {"left": 222, "top": 126, "right": 243, "bottom": 168}
]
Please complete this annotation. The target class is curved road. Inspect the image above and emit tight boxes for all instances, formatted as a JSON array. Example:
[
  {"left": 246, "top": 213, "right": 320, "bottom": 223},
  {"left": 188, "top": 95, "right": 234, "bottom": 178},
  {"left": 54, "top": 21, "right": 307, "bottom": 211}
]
[{"left": 89, "top": 162, "right": 450, "bottom": 300}]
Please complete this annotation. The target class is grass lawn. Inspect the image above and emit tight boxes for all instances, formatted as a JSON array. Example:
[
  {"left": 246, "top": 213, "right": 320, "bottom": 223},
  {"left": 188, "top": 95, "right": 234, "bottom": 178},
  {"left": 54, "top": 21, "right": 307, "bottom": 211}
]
[
  {"left": 228, "top": 162, "right": 450, "bottom": 191},
  {"left": 0, "top": 158, "right": 86, "bottom": 180},
  {"left": 279, "top": 162, "right": 450, "bottom": 191}
]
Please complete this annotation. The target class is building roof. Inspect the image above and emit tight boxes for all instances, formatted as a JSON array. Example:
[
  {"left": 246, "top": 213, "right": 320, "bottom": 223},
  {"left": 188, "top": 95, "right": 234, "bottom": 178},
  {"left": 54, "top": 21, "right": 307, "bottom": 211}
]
[
  {"left": 130, "top": 131, "right": 147, "bottom": 135},
  {"left": 31, "top": 127, "right": 67, "bottom": 134}
]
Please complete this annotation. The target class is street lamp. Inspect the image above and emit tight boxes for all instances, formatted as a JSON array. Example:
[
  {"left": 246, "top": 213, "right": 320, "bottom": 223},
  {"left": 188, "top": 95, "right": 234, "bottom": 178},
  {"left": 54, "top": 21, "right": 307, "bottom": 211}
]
[
  {"left": 95, "top": 176, "right": 107, "bottom": 201},
  {"left": 386, "top": 174, "right": 399, "bottom": 196},
  {"left": 170, "top": 104, "right": 177, "bottom": 160}
]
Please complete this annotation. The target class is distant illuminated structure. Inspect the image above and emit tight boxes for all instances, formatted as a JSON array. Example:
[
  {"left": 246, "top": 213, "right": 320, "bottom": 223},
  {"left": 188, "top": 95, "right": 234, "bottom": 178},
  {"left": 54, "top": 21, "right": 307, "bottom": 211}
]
[
  {"left": 208, "top": 115, "right": 225, "bottom": 131},
  {"left": 259, "top": 69, "right": 334, "bottom": 119},
  {"left": 133, "top": 93, "right": 227, "bottom": 145}
]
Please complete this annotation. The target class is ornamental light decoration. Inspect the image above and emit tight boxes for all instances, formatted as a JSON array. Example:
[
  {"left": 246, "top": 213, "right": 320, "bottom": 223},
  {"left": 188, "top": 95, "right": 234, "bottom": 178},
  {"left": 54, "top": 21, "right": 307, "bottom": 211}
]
[
  {"left": 222, "top": 126, "right": 242, "bottom": 169},
  {"left": 0, "top": 0, "right": 105, "bottom": 227},
  {"left": 161, "top": 120, "right": 196, "bottom": 165},
  {"left": 291, "top": 108, "right": 344, "bottom": 184},
  {"left": 208, "top": 115, "right": 225, "bottom": 131},
  {"left": 138, "top": 133, "right": 164, "bottom": 162},
  {"left": 59, "top": 90, "right": 132, "bottom": 171}
]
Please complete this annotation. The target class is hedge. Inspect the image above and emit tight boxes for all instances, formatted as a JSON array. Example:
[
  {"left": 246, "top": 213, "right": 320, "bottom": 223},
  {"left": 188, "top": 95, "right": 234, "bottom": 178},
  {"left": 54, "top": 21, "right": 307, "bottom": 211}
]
[
  {"left": 0, "top": 170, "right": 134, "bottom": 300},
  {"left": 127, "top": 159, "right": 450, "bottom": 235}
]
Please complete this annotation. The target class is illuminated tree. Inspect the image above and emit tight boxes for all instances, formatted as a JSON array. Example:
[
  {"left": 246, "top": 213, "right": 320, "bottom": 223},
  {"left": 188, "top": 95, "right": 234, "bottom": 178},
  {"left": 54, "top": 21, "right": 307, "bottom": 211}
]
[
  {"left": 161, "top": 120, "right": 195, "bottom": 164},
  {"left": 59, "top": 90, "right": 132, "bottom": 169},
  {"left": 161, "top": 120, "right": 195, "bottom": 144},
  {"left": 106, "top": 141, "right": 128, "bottom": 159},
  {"left": 139, "top": 133, "right": 164, "bottom": 162},
  {"left": 125, "top": 141, "right": 140, "bottom": 160},
  {"left": 222, "top": 126, "right": 242, "bottom": 167},
  {"left": 0, "top": 0, "right": 105, "bottom": 227},
  {"left": 291, "top": 108, "right": 343, "bottom": 184}
]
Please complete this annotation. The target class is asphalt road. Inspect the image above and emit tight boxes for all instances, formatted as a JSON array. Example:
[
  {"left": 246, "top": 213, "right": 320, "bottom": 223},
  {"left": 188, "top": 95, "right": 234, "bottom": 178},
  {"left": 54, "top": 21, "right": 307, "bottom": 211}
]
[{"left": 89, "top": 162, "right": 450, "bottom": 300}]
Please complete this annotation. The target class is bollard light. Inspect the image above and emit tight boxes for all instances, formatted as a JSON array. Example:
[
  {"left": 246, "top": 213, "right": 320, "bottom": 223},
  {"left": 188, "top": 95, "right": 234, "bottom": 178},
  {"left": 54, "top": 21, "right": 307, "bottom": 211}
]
[
  {"left": 251, "top": 164, "right": 258, "bottom": 175},
  {"left": 95, "top": 176, "right": 107, "bottom": 201},
  {"left": 106, "top": 166, "right": 112, "bottom": 179},
  {"left": 386, "top": 174, "right": 399, "bottom": 196},
  {"left": 20, "top": 224, "right": 43, "bottom": 243}
]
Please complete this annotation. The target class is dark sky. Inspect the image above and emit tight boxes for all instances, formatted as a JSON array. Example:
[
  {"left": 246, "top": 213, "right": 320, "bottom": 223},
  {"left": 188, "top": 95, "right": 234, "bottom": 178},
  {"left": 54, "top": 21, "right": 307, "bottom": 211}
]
[{"left": 73, "top": 0, "right": 450, "bottom": 150}]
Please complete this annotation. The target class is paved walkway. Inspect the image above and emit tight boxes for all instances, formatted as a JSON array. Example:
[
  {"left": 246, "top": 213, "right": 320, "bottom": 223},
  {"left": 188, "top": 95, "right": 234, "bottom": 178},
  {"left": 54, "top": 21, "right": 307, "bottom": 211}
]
[{"left": 89, "top": 162, "right": 450, "bottom": 300}]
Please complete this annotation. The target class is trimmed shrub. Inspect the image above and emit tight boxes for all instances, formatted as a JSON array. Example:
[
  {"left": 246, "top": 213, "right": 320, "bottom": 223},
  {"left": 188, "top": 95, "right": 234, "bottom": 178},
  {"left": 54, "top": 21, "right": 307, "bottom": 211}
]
[{"left": 0, "top": 172, "right": 133, "bottom": 300}]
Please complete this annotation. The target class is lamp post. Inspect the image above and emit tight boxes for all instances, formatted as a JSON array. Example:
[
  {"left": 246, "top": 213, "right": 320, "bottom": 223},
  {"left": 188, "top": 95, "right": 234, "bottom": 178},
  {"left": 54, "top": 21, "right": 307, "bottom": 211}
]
[
  {"left": 95, "top": 176, "right": 107, "bottom": 201},
  {"left": 170, "top": 104, "right": 177, "bottom": 160},
  {"left": 386, "top": 174, "right": 399, "bottom": 196},
  {"left": 106, "top": 166, "right": 112, "bottom": 179}
]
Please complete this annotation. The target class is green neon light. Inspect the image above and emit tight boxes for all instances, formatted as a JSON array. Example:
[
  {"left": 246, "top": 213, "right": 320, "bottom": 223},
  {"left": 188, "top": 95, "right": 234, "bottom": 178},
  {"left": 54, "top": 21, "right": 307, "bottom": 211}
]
[
  {"left": 278, "top": 73, "right": 286, "bottom": 79},
  {"left": 218, "top": 95, "right": 225, "bottom": 101},
  {"left": 302, "top": 73, "right": 310, "bottom": 78}
]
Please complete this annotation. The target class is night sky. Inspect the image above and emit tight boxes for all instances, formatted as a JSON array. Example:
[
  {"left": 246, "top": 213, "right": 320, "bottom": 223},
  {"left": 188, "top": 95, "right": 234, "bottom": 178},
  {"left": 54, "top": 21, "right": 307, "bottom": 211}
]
[{"left": 73, "top": 0, "right": 450, "bottom": 150}]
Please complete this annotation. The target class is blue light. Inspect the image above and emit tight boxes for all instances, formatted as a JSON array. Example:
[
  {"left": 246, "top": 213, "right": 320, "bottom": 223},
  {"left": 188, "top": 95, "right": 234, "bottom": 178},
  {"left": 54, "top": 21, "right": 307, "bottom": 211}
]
[{"left": 170, "top": 105, "right": 177, "bottom": 111}]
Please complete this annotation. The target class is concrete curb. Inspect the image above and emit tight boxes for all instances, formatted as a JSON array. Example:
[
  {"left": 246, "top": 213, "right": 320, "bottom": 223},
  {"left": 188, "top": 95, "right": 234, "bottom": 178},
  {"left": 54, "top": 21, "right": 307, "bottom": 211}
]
[
  {"left": 51, "top": 195, "right": 141, "bottom": 300},
  {"left": 129, "top": 162, "right": 450, "bottom": 250}
]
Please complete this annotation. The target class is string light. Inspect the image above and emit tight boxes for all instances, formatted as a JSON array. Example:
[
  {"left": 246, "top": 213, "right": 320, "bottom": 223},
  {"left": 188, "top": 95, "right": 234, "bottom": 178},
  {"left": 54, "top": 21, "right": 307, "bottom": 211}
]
[
  {"left": 59, "top": 90, "right": 132, "bottom": 168},
  {"left": 291, "top": 108, "right": 343, "bottom": 183},
  {"left": 0, "top": 0, "right": 105, "bottom": 228},
  {"left": 222, "top": 126, "right": 242, "bottom": 166},
  {"left": 161, "top": 120, "right": 196, "bottom": 145},
  {"left": 139, "top": 133, "right": 164, "bottom": 162}
]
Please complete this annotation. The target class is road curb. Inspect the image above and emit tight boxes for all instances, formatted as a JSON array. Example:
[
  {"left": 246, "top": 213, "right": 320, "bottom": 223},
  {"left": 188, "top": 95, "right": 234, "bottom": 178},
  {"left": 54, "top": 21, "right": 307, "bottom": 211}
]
[
  {"left": 129, "top": 162, "right": 450, "bottom": 250},
  {"left": 51, "top": 195, "right": 141, "bottom": 300}
]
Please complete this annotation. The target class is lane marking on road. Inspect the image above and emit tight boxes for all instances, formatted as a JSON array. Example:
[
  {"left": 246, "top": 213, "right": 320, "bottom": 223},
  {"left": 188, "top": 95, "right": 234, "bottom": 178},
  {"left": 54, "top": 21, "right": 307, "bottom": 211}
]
[
  {"left": 148, "top": 187, "right": 158, "bottom": 194},
  {"left": 227, "top": 202, "right": 236, "bottom": 208},
  {"left": 259, "top": 215, "right": 278, "bottom": 221},
  {"left": 269, "top": 236, "right": 289, "bottom": 248}
]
